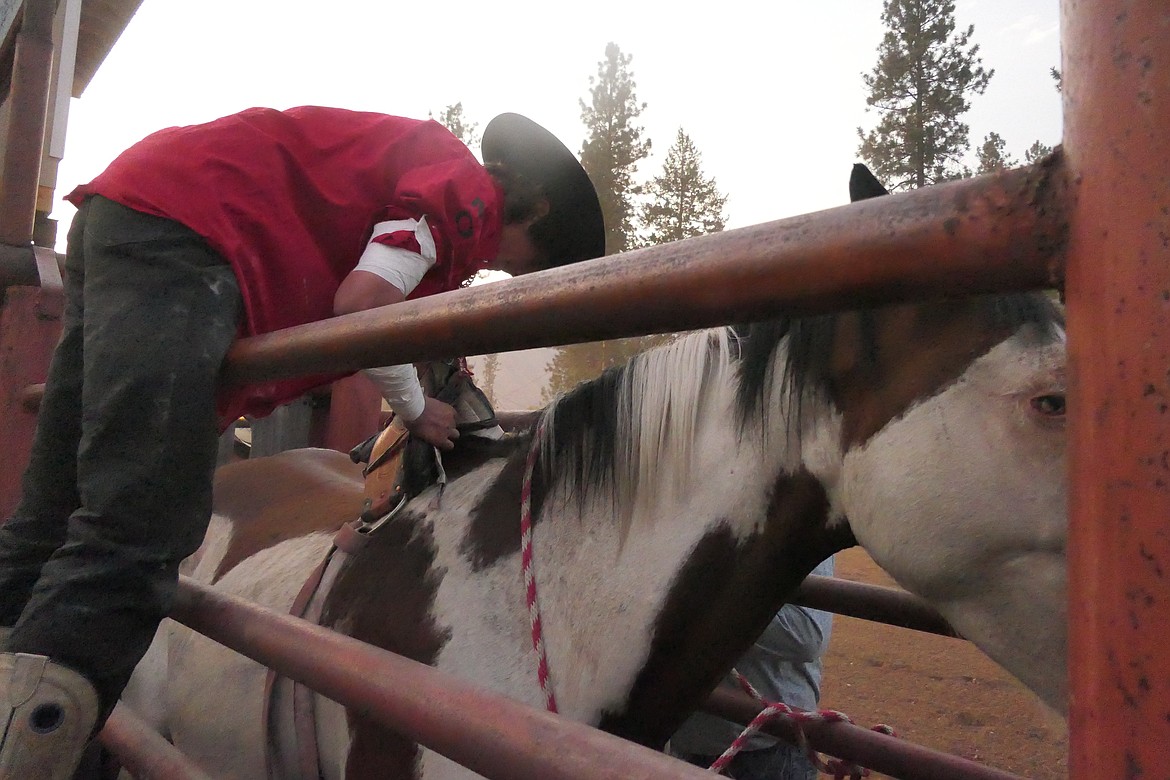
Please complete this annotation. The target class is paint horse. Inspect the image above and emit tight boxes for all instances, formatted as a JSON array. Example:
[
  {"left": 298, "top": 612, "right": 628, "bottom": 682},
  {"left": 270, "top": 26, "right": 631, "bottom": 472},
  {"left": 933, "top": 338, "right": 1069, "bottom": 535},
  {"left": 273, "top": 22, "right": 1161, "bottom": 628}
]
[{"left": 124, "top": 166, "right": 1068, "bottom": 778}]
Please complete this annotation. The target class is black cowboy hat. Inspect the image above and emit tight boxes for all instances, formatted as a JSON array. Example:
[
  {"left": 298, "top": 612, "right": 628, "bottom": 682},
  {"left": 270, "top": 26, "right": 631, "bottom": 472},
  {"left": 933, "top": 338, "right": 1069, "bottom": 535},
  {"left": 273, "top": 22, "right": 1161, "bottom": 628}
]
[{"left": 482, "top": 113, "right": 606, "bottom": 266}]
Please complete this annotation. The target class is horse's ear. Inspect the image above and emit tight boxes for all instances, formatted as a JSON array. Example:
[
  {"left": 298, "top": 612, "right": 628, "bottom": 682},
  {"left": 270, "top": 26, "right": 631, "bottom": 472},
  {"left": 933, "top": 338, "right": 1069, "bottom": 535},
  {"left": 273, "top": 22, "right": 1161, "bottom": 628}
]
[{"left": 849, "top": 163, "right": 889, "bottom": 202}]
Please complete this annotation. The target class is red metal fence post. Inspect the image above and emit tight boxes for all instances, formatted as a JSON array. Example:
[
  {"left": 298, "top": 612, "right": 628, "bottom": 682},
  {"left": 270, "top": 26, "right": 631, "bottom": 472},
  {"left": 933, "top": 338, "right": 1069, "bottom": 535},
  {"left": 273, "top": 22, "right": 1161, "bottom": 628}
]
[{"left": 1062, "top": 0, "right": 1170, "bottom": 774}]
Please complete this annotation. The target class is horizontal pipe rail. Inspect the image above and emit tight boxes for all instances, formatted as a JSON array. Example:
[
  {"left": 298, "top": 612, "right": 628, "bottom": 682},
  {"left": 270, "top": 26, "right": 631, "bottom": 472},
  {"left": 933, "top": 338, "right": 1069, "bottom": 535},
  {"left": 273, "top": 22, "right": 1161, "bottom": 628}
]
[
  {"left": 792, "top": 575, "right": 961, "bottom": 638},
  {"left": 173, "top": 576, "right": 1004, "bottom": 780},
  {"left": 221, "top": 162, "right": 1067, "bottom": 386},
  {"left": 19, "top": 383, "right": 43, "bottom": 412},
  {"left": 171, "top": 576, "right": 712, "bottom": 780},
  {"left": 701, "top": 687, "right": 1025, "bottom": 780},
  {"left": 0, "top": 244, "right": 42, "bottom": 288},
  {"left": 98, "top": 704, "right": 213, "bottom": 780},
  {"left": 496, "top": 409, "right": 540, "bottom": 432}
]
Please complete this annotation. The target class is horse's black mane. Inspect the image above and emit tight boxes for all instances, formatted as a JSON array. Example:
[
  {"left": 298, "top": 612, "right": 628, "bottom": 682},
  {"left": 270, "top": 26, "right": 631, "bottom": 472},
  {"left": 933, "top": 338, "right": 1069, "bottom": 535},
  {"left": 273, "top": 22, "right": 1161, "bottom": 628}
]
[
  {"left": 542, "top": 359, "right": 630, "bottom": 503},
  {"left": 542, "top": 292, "right": 1063, "bottom": 503},
  {"left": 542, "top": 164, "right": 1064, "bottom": 503}
]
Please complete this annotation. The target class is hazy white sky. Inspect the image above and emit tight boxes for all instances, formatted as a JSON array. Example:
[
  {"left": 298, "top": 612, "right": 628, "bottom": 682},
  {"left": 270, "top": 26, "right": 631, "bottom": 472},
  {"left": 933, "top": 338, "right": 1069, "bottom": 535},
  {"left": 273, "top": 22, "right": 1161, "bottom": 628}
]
[{"left": 50, "top": 0, "right": 1062, "bottom": 240}]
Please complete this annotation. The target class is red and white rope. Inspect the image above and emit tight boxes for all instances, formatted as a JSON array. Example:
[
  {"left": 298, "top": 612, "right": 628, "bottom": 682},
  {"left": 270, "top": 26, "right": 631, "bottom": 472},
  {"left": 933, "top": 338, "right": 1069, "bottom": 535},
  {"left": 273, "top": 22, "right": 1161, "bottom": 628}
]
[
  {"left": 708, "top": 671, "right": 896, "bottom": 779},
  {"left": 521, "top": 419, "right": 558, "bottom": 713}
]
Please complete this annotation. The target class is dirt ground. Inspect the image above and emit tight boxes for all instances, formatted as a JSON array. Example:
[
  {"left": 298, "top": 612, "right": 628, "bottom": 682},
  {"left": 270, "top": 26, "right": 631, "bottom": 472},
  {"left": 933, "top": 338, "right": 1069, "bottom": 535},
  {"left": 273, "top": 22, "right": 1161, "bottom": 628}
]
[{"left": 817, "top": 548, "right": 1068, "bottom": 779}]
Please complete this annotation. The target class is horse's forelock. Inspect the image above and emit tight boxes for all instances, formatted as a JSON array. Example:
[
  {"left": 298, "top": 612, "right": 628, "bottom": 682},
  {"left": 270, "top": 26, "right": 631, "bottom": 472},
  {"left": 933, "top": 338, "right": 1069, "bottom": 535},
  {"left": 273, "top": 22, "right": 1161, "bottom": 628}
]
[{"left": 733, "top": 290, "right": 1064, "bottom": 432}]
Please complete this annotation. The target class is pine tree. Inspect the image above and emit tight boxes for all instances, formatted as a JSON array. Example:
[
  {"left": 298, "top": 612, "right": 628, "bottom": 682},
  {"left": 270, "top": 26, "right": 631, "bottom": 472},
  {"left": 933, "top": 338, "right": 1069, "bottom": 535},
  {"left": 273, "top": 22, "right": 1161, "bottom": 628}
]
[
  {"left": 639, "top": 128, "right": 728, "bottom": 246},
  {"left": 858, "top": 0, "right": 993, "bottom": 189},
  {"left": 579, "top": 43, "right": 652, "bottom": 255},
  {"left": 431, "top": 102, "right": 480, "bottom": 152},
  {"left": 543, "top": 43, "right": 657, "bottom": 397},
  {"left": 541, "top": 337, "right": 661, "bottom": 402},
  {"left": 478, "top": 352, "right": 499, "bottom": 403},
  {"left": 1024, "top": 140, "right": 1054, "bottom": 164},
  {"left": 975, "top": 132, "right": 1018, "bottom": 173}
]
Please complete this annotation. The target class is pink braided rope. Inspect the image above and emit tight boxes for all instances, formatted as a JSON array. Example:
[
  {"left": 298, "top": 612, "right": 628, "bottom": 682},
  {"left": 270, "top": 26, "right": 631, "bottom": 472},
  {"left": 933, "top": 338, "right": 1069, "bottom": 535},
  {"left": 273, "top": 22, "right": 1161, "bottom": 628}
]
[
  {"left": 521, "top": 419, "right": 558, "bottom": 713},
  {"left": 708, "top": 671, "right": 896, "bottom": 779}
]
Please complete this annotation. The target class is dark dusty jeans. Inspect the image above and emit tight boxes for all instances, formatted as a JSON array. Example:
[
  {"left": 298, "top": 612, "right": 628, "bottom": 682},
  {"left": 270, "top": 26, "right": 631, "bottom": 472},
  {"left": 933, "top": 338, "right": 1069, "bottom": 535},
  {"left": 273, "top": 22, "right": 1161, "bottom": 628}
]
[
  {"left": 677, "top": 743, "right": 819, "bottom": 780},
  {"left": 0, "top": 196, "right": 241, "bottom": 723}
]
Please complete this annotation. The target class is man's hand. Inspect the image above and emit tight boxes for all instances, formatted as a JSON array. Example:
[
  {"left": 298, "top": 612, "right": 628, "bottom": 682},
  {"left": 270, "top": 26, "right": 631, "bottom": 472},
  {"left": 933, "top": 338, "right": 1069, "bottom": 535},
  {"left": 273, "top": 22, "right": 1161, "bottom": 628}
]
[{"left": 404, "top": 397, "right": 459, "bottom": 450}]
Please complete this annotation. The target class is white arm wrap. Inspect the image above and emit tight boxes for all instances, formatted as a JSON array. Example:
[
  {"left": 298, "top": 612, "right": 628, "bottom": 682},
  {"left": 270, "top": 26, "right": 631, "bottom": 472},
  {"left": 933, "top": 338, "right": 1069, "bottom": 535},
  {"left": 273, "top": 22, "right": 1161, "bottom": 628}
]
[
  {"left": 363, "top": 364, "right": 427, "bottom": 422},
  {"left": 354, "top": 244, "right": 434, "bottom": 297},
  {"left": 355, "top": 217, "right": 438, "bottom": 296}
]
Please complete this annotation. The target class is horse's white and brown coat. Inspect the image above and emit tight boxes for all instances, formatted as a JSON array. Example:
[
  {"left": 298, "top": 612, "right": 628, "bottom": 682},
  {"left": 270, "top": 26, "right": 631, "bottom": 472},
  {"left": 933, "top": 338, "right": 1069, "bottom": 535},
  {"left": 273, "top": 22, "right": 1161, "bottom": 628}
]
[{"left": 125, "top": 169, "right": 1069, "bottom": 779}]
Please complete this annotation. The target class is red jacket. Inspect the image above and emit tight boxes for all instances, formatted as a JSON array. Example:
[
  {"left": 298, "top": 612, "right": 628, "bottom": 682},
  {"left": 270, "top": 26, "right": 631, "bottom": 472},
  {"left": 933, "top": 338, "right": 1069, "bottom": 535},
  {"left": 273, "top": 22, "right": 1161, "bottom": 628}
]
[{"left": 68, "top": 106, "right": 503, "bottom": 425}]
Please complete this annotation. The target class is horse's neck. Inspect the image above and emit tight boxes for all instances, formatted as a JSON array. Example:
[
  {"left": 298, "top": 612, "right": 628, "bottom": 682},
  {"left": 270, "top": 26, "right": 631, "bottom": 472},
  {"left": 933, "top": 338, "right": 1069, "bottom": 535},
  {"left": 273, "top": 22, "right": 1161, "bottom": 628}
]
[
  {"left": 423, "top": 336, "right": 850, "bottom": 742},
  {"left": 534, "top": 401, "right": 845, "bottom": 744}
]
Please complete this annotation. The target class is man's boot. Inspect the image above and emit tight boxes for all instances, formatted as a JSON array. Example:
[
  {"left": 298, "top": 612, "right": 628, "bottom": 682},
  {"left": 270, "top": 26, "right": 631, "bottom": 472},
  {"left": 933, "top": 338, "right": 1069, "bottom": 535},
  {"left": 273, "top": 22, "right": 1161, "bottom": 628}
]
[{"left": 0, "top": 652, "right": 98, "bottom": 780}]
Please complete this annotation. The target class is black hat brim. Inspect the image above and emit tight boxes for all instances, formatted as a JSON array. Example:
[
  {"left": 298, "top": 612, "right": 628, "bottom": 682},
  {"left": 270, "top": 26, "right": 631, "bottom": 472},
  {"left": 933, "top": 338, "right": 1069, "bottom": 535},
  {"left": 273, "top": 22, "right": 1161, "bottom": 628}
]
[{"left": 482, "top": 113, "right": 606, "bottom": 265}]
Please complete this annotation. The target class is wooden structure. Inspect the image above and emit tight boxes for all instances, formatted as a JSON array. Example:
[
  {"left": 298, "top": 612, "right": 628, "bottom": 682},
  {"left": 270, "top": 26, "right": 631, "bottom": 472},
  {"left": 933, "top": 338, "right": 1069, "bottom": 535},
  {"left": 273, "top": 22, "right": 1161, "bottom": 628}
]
[{"left": 0, "top": 0, "right": 143, "bottom": 247}]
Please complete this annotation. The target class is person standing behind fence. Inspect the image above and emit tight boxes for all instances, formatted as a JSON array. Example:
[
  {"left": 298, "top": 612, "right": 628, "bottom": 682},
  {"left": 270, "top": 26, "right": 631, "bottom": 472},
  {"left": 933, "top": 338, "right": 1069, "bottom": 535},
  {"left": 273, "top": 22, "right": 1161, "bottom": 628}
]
[
  {"left": 0, "top": 106, "right": 603, "bottom": 779},
  {"left": 670, "top": 557, "right": 835, "bottom": 780}
]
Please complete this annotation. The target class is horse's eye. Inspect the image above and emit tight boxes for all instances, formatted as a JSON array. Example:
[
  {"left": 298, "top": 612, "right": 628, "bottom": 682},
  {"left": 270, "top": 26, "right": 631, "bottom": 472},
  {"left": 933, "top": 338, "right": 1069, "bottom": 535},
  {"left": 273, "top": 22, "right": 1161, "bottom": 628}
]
[{"left": 1031, "top": 394, "right": 1066, "bottom": 417}]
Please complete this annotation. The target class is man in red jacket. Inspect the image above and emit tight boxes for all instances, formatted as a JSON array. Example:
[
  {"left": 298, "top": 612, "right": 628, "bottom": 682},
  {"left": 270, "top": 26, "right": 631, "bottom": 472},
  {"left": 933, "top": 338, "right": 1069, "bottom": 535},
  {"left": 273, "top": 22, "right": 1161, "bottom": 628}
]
[{"left": 0, "top": 107, "right": 603, "bottom": 777}]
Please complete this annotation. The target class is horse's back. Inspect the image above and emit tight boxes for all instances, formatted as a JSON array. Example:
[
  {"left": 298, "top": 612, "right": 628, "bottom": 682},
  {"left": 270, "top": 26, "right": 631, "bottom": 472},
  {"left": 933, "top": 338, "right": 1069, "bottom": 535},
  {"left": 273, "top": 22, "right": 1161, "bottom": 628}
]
[
  {"left": 146, "top": 449, "right": 366, "bottom": 778},
  {"left": 209, "top": 447, "right": 365, "bottom": 582}
]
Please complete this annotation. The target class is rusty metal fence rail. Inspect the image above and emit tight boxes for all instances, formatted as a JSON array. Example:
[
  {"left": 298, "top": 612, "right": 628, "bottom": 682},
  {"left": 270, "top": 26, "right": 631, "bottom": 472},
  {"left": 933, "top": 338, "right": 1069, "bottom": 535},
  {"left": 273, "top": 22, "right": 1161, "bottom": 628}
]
[
  {"left": 142, "top": 577, "right": 1018, "bottom": 780},
  {"left": 99, "top": 705, "right": 213, "bottom": 780},
  {"left": 165, "top": 577, "right": 718, "bottom": 780},
  {"left": 790, "top": 575, "right": 959, "bottom": 638},
  {"left": 93, "top": 572, "right": 984, "bottom": 778},
  {"left": 215, "top": 163, "right": 1063, "bottom": 387}
]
